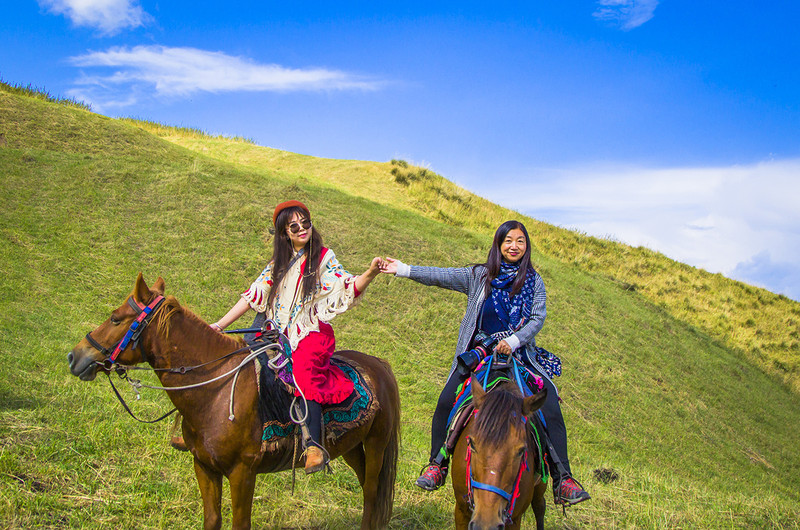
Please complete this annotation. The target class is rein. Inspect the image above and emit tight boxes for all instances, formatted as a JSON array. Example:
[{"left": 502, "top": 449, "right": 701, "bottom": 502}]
[
  {"left": 111, "top": 343, "right": 279, "bottom": 422},
  {"left": 105, "top": 371, "right": 179, "bottom": 424}
]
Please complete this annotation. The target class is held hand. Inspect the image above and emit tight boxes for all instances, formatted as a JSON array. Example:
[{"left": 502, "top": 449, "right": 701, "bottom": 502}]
[
  {"left": 367, "top": 256, "right": 383, "bottom": 276},
  {"left": 494, "top": 339, "right": 512, "bottom": 355},
  {"left": 379, "top": 257, "right": 399, "bottom": 275},
  {"left": 355, "top": 257, "right": 384, "bottom": 293}
]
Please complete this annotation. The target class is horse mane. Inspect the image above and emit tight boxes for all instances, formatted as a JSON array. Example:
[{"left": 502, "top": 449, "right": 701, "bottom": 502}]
[
  {"left": 154, "top": 296, "right": 181, "bottom": 341},
  {"left": 473, "top": 382, "right": 525, "bottom": 448},
  {"left": 152, "top": 295, "right": 243, "bottom": 349}
]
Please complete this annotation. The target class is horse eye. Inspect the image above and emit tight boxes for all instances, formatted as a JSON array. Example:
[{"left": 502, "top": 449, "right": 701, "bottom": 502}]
[{"left": 110, "top": 316, "right": 121, "bottom": 325}]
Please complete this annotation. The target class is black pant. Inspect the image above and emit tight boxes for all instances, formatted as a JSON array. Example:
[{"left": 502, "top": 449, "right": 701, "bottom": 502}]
[
  {"left": 305, "top": 399, "right": 323, "bottom": 448},
  {"left": 428, "top": 364, "right": 571, "bottom": 475}
]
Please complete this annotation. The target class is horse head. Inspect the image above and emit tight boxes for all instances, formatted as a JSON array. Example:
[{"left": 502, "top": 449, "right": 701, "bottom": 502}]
[
  {"left": 68, "top": 273, "right": 166, "bottom": 381},
  {"left": 466, "top": 375, "right": 547, "bottom": 530}
]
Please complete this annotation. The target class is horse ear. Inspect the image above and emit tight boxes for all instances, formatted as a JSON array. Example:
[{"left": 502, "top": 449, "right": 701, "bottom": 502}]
[
  {"left": 522, "top": 388, "right": 548, "bottom": 418},
  {"left": 471, "top": 375, "right": 486, "bottom": 408},
  {"left": 134, "top": 272, "right": 150, "bottom": 303},
  {"left": 152, "top": 276, "right": 166, "bottom": 295}
]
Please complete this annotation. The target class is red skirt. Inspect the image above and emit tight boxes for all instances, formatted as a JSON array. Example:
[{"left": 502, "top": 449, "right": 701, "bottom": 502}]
[{"left": 291, "top": 322, "right": 354, "bottom": 405}]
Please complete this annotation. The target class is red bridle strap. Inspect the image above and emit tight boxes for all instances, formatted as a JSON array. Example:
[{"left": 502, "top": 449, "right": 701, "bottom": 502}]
[{"left": 465, "top": 425, "right": 530, "bottom": 525}]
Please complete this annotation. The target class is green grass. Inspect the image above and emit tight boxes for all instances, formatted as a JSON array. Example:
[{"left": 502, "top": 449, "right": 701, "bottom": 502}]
[
  {"left": 0, "top": 78, "right": 91, "bottom": 111},
  {"left": 2, "top": 81, "right": 800, "bottom": 528}
]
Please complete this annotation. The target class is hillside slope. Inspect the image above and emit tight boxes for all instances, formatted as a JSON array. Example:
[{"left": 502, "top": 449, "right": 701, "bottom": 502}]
[
  {"left": 1, "top": 85, "right": 799, "bottom": 528},
  {"left": 133, "top": 119, "right": 800, "bottom": 396}
]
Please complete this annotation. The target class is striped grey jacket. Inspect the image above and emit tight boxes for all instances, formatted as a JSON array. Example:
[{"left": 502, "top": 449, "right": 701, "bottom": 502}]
[{"left": 396, "top": 261, "right": 547, "bottom": 377}]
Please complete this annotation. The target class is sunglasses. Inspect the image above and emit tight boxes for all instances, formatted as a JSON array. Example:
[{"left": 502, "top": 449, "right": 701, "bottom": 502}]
[{"left": 287, "top": 219, "right": 312, "bottom": 233}]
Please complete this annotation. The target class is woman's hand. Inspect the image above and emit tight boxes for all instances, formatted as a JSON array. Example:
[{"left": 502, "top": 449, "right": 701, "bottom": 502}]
[
  {"left": 355, "top": 257, "right": 384, "bottom": 292},
  {"left": 379, "top": 257, "right": 399, "bottom": 275},
  {"left": 494, "top": 339, "right": 513, "bottom": 355},
  {"left": 367, "top": 256, "right": 383, "bottom": 276}
]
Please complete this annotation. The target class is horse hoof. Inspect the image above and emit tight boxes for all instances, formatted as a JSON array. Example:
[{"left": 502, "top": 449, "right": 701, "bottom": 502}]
[{"left": 170, "top": 436, "right": 189, "bottom": 452}]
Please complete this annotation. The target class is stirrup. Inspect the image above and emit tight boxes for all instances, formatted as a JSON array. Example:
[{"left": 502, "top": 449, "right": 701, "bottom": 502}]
[
  {"left": 554, "top": 475, "right": 591, "bottom": 506},
  {"left": 415, "top": 463, "right": 448, "bottom": 491}
]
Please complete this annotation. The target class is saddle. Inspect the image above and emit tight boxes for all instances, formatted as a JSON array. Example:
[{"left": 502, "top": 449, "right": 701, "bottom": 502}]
[
  {"left": 250, "top": 336, "right": 378, "bottom": 451},
  {"left": 444, "top": 355, "right": 548, "bottom": 477}
]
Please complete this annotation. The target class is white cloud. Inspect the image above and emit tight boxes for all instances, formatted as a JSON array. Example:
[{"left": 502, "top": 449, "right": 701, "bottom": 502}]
[
  {"left": 67, "top": 45, "right": 386, "bottom": 110},
  {"left": 490, "top": 159, "right": 800, "bottom": 300},
  {"left": 732, "top": 251, "right": 800, "bottom": 300},
  {"left": 593, "top": 0, "right": 660, "bottom": 30},
  {"left": 39, "top": 0, "right": 149, "bottom": 34}
]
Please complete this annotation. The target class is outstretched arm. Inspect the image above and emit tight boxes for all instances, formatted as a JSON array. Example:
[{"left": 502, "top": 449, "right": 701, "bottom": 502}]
[
  {"left": 354, "top": 256, "right": 383, "bottom": 293},
  {"left": 381, "top": 256, "right": 474, "bottom": 295},
  {"left": 211, "top": 297, "right": 251, "bottom": 331}
]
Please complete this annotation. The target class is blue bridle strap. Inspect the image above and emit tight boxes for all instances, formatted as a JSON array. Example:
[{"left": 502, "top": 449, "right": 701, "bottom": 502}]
[
  {"left": 109, "top": 296, "right": 164, "bottom": 361},
  {"left": 469, "top": 479, "right": 512, "bottom": 501}
]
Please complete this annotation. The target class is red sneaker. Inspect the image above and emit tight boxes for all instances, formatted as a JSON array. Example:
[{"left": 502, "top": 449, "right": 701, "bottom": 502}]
[
  {"left": 415, "top": 463, "right": 448, "bottom": 491},
  {"left": 554, "top": 477, "right": 591, "bottom": 505}
]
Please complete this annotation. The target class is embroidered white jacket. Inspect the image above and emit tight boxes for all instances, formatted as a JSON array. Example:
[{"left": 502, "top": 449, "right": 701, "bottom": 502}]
[{"left": 241, "top": 247, "right": 357, "bottom": 349}]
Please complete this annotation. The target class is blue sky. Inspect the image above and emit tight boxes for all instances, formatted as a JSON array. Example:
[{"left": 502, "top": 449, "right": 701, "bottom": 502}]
[{"left": 3, "top": 1, "right": 799, "bottom": 300}]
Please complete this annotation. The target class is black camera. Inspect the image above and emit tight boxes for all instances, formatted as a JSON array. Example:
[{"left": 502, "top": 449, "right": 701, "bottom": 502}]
[{"left": 456, "top": 332, "right": 499, "bottom": 374}]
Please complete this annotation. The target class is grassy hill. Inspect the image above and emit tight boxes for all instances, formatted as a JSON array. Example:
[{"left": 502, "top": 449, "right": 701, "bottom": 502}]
[
  {"left": 126, "top": 118, "right": 800, "bottom": 397},
  {"left": 1, "top": 82, "right": 799, "bottom": 528}
]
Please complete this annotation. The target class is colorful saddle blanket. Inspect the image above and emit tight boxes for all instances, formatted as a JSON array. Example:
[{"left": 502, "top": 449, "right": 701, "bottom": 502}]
[
  {"left": 444, "top": 356, "right": 544, "bottom": 454},
  {"left": 253, "top": 347, "right": 377, "bottom": 448}
]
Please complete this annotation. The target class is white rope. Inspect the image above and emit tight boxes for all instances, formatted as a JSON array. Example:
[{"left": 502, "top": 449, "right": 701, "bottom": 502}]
[
  {"left": 289, "top": 374, "right": 309, "bottom": 425},
  {"left": 123, "top": 342, "right": 282, "bottom": 421}
]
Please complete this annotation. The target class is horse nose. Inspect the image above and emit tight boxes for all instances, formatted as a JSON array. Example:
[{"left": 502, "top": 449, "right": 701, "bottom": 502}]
[
  {"left": 468, "top": 521, "right": 504, "bottom": 530},
  {"left": 67, "top": 351, "right": 74, "bottom": 366}
]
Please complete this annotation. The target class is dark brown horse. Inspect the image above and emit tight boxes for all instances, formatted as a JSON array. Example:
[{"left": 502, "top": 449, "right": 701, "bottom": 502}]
[
  {"left": 67, "top": 274, "right": 400, "bottom": 530},
  {"left": 451, "top": 376, "right": 548, "bottom": 530}
]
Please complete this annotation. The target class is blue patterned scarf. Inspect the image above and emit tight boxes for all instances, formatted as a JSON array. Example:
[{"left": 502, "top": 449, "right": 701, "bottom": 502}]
[{"left": 489, "top": 261, "right": 536, "bottom": 331}]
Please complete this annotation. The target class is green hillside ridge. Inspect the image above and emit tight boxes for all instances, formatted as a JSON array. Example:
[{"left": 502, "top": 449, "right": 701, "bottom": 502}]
[
  {"left": 128, "top": 117, "right": 800, "bottom": 397},
  {"left": 2, "top": 83, "right": 799, "bottom": 528}
]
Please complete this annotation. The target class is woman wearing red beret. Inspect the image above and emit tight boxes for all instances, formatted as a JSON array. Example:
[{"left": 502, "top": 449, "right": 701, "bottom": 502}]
[{"left": 210, "top": 200, "right": 383, "bottom": 473}]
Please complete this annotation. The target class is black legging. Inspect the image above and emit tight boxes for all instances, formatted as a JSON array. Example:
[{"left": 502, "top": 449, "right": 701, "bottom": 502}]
[
  {"left": 428, "top": 363, "right": 572, "bottom": 475},
  {"left": 305, "top": 399, "right": 323, "bottom": 448}
]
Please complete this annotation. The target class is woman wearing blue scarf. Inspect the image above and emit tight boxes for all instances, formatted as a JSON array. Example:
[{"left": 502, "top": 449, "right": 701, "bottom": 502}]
[{"left": 381, "top": 220, "right": 589, "bottom": 506}]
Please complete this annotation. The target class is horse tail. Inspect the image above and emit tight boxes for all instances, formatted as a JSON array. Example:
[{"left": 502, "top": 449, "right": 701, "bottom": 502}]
[{"left": 372, "top": 359, "right": 401, "bottom": 529}]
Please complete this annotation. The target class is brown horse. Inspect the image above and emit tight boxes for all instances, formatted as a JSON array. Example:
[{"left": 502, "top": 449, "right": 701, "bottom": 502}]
[
  {"left": 67, "top": 273, "right": 400, "bottom": 530},
  {"left": 451, "top": 376, "right": 548, "bottom": 530}
]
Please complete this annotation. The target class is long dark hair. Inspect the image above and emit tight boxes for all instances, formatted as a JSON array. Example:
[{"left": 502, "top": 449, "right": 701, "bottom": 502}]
[
  {"left": 481, "top": 220, "right": 534, "bottom": 297},
  {"left": 266, "top": 206, "right": 324, "bottom": 311}
]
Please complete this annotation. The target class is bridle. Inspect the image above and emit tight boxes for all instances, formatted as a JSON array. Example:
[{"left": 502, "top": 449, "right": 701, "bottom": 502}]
[
  {"left": 84, "top": 295, "right": 166, "bottom": 367},
  {"left": 82, "top": 299, "right": 282, "bottom": 423},
  {"left": 82, "top": 295, "right": 175, "bottom": 423},
  {"left": 464, "top": 420, "right": 530, "bottom": 527}
]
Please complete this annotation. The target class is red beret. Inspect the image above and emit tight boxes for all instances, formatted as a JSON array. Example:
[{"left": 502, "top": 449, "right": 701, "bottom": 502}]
[{"left": 272, "top": 200, "right": 310, "bottom": 226}]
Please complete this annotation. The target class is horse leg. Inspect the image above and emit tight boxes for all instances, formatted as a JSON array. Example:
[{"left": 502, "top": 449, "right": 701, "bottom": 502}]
[
  {"left": 532, "top": 482, "right": 547, "bottom": 530},
  {"left": 193, "top": 457, "right": 223, "bottom": 530},
  {"left": 342, "top": 442, "right": 367, "bottom": 486},
  {"left": 453, "top": 500, "right": 471, "bottom": 530},
  {"left": 507, "top": 515, "right": 524, "bottom": 530},
  {"left": 229, "top": 465, "right": 257, "bottom": 530},
  {"left": 359, "top": 439, "right": 386, "bottom": 530}
]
